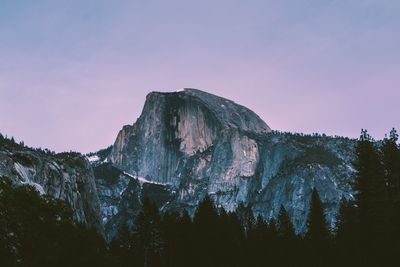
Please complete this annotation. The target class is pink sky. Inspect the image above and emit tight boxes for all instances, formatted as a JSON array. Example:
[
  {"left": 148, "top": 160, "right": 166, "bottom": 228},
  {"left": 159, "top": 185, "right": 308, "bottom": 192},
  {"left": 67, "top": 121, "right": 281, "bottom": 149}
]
[{"left": 0, "top": 0, "right": 399, "bottom": 153}]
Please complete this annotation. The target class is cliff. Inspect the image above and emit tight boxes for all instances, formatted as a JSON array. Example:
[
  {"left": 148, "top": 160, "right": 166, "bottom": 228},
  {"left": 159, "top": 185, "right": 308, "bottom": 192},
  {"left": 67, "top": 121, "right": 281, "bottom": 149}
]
[
  {"left": 0, "top": 140, "right": 103, "bottom": 232},
  {"left": 93, "top": 89, "right": 355, "bottom": 238}
]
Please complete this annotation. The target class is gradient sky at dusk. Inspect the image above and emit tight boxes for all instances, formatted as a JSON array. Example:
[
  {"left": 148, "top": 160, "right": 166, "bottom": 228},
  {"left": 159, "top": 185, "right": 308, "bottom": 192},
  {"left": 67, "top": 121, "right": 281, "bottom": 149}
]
[{"left": 1, "top": 0, "right": 399, "bottom": 153}]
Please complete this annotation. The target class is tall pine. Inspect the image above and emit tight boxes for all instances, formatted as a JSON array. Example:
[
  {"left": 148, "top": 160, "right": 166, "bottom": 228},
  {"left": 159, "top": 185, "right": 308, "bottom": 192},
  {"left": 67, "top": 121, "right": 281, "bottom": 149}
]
[
  {"left": 132, "top": 196, "right": 164, "bottom": 267},
  {"left": 354, "top": 129, "right": 388, "bottom": 264},
  {"left": 382, "top": 128, "right": 400, "bottom": 197},
  {"left": 192, "top": 195, "right": 220, "bottom": 267},
  {"left": 306, "top": 188, "right": 331, "bottom": 266},
  {"left": 277, "top": 205, "right": 297, "bottom": 266},
  {"left": 381, "top": 128, "right": 400, "bottom": 262},
  {"left": 306, "top": 188, "right": 330, "bottom": 243}
]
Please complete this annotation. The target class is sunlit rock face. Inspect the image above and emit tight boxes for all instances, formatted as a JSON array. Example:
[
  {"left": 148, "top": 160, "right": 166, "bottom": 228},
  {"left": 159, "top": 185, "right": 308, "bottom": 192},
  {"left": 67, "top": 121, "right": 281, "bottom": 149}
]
[
  {"left": 110, "top": 88, "right": 271, "bottom": 187},
  {"left": 95, "top": 89, "right": 355, "bottom": 237},
  {"left": 0, "top": 146, "right": 103, "bottom": 233}
]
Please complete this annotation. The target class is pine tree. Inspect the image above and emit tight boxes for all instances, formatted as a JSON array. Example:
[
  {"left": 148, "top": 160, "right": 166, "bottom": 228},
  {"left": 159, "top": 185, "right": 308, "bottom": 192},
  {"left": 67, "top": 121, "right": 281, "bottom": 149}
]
[
  {"left": 132, "top": 196, "right": 164, "bottom": 267},
  {"left": 192, "top": 195, "right": 220, "bottom": 267},
  {"left": 244, "top": 211, "right": 256, "bottom": 266},
  {"left": 306, "top": 188, "right": 330, "bottom": 243},
  {"left": 354, "top": 129, "right": 388, "bottom": 264},
  {"left": 248, "top": 215, "right": 267, "bottom": 265},
  {"left": 306, "top": 188, "right": 331, "bottom": 266},
  {"left": 335, "top": 199, "right": 359, "bottom": 266},
  {"left": 381, "top": 128, "right": 400, "bottom": 263},
  {"left": 110, "top": 223, "right": 133, "bottom": 267},
  {"left": 277, "top": 205, "right": 297, "bottom": 266},
  {"left": 176, "top": 211, "right": 193, "bottom": 267},
  {"left": 277, "top": 205, "right": 295, "bottom": 240},
  {"left": 0, "top": 177, "right": 110, "bottom": 267},
  {"left": 382, "top": 128, "right": 400, "bottom": 197}
]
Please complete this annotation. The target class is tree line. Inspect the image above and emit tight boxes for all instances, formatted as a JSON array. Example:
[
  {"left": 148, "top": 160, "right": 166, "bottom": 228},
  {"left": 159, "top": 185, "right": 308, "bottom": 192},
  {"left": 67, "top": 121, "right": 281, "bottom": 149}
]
[{"left": 1, "top": 129, "right": 399, "bottom": 266}]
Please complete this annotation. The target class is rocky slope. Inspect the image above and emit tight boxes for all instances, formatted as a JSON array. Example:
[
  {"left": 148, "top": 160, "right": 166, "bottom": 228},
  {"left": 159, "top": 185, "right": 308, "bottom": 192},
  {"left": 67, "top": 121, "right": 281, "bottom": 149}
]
[
  {"left": 91, "top": 89, "right": 356, "bottom": 238},
  {"left": 0, "top": 139, "right": 103, "bottom": 232}
]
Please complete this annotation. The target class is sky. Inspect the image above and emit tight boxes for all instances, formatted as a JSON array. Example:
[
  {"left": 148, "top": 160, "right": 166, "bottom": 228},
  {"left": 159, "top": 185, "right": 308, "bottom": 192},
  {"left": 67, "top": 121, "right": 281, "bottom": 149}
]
[{"left": 0, "top": 0, "right": 399, "bottom": 153}]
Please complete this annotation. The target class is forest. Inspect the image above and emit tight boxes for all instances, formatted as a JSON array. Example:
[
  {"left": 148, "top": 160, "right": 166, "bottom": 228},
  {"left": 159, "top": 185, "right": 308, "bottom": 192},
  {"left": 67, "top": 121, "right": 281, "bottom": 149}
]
[{"left": 0, "top": 129, "right": 399, "bottom": 267}]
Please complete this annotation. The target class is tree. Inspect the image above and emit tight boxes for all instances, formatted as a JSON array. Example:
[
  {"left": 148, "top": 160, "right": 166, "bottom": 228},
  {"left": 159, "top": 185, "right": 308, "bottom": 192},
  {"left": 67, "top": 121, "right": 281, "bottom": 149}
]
[
  {"left": 246, "top": 215, "right": 267, "bottom": 266},
  {"left": 335, "top": 199, "right": 359, "bottom": 266},
  {"left": 161, "top": 210, "right": 193, "bottom": 267},
  {"left": 132, "top": 196, "right": 164, "bottom": 267},
  {"left": 192, "top": 195, "right": 220, "bottom": 267},
  {"left": 110, "top": 223, "right": 134, "bottom": 267},
  {"left": 382, "top": 128, "right": 400, "bottom": 197},
  {"left": 381, "top": 128, "right": 400, "bottom": 263},
  {"left": 354, "top": 130, "right": 389, "bottom": 264},
  {"left": 276, "top": 205, "right": 297, "bottom": 266},
  {"left": 277, "top": 205, "right": 295, "bottom": 240},
  {"left": 306, "top": 188, "right": 331, "bottom": 265},
  {"left": 306, "top": 188, "right": 330, "bottom": 243},
  {"left": 0, "top": 176, "right": 109, "bottom": 267}
]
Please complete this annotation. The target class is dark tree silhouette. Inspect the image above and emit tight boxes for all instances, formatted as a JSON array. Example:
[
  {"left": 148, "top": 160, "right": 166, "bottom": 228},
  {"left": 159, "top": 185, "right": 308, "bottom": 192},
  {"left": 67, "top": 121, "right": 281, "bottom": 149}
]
[
  {"left": 2, "top": 128, "right": 400, "bottom": 267},
  {"left": 306, "top": 188, "right": 331, "bottom": 266},
  {"left": 132, "top": 196, "right": 164, "bottom": 267}
]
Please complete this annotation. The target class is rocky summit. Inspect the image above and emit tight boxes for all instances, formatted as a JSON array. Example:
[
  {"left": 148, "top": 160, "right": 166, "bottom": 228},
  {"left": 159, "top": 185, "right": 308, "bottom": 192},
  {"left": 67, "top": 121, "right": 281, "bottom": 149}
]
[{"left": 90, "top": 88, "right": 356, "bottom": 239}]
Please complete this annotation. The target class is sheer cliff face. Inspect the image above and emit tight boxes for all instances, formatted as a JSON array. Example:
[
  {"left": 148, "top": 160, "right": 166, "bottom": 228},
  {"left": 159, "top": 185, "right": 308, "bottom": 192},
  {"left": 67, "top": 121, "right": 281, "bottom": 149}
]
[
  {"left": 101, "top": 88, "right": 355, "bottom": 235},
  {"left": 110, "top": 89, "right": 271, "bottom": 186},
  {"left": 0, "top": 147, "right": 103, "bottom": 232}
]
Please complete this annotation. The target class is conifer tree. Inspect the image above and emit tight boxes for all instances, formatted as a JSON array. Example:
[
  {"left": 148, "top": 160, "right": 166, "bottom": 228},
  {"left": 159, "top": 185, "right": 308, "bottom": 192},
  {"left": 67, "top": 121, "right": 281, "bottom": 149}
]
[
  {"left": 354, "top": 129, "right": 388, "bottom": 264},
  {"left": 382, "top": 128, "right": 400, "bottom": 197},
  {"left": 381, "top": 128, "right": 400, "bottom": 262},
  {"left": 335, "top": 199, "right": 359, "bottom": 266},
  {"left": 277, "top": 205, "right": 295, "bottom": 240},
  {"left": 132, "top": 196, "right": 164, "bottom": 267},
  {"left": 306, "top": 188, "right": 330, "bottom": 243},
  {"left": 277, "top": 205, "right": 297, "bottom": 266},
  {"left": 306, "top": 188, "right": 331, "bottom": 265},
  {"left": 192, "top": 195, "right": 219, "bottom": 267},
  {"left": 110, "top": 223, "right": 133, "bottom": 267}
]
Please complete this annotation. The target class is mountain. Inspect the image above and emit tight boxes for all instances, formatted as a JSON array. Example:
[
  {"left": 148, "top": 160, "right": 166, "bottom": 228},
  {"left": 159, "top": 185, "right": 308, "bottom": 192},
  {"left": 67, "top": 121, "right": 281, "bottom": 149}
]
[
  {"left": 91, "top": 88, "right": 356, "bottom": 238},
  {"left": 0, "top": 137, "right": 103, "bottom": 233}
]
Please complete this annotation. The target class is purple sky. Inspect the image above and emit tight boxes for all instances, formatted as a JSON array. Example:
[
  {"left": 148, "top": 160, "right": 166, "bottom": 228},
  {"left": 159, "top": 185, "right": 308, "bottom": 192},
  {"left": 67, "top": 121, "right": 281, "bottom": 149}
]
[{"left": 1, "top": 0, "right": 399, "bottom": 153}]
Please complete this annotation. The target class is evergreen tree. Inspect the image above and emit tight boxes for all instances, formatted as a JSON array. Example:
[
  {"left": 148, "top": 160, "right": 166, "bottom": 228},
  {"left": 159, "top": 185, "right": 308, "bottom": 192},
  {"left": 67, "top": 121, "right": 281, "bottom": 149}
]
[
  {"left": 217, "top": 209, "right": 245, "bottom": 267},
  {"left": 306, "top": 188, "right": 330, "bottom": 243},
  {"left": 335, "top": 199, "right": 359, "bottom": 266},
  {"left": 277, "top": 205, "right": 295, "bottom": 240},
  {"left": 382, "top": 128, "right": 400, "bottom": 197},
  {"left": 132, "top": 196, "right": 164, "bottom": 267},
  {"left": 354, "top": 129, "right": 388, "bottom": 264},
  {"left": 110, "top": 223, "right": 134, "bottom": 267},
  {"left": 192, "top": 195, "right": 220, "bottom": 267},
  {"left": 166, "top": 210, "right": 194, "bottom": 267},
  {"left": 381, "top": 128, "right": 400, "bottom": 262},
  {"left": 306, "top": 188, "right": 331, "bottom": 266},
  {"left": 246, "top": 215, "right": 267, "bottom": 265},
  {"left": 277, "top": 205, "right": 297, "bottom": 266},
  {"left": 0, "top": 176, "right": 109, "bottom": 267}
]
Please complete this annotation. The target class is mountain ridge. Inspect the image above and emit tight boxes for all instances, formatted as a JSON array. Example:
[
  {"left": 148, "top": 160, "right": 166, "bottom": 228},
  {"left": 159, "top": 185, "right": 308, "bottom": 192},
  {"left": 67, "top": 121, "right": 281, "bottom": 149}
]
[
  {"left": 91, "top": 89, "right": 356, "bottom": 238},
  {"left": 0, "top": 89, "right": 357, "bottom": 239}
]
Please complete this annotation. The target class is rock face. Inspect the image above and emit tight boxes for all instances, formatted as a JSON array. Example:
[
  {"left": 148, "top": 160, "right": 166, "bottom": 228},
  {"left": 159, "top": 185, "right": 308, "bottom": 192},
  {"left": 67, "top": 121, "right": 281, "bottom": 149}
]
[
  {"left": 0, "top": 89, "right": 357, "bottom": 240},
  {"left": 0, "top": 143, "right": 103, "bottom": 232},
  {"left": 110, "top": 88, "right": 271, "bottom": 185},
  {"left": 93, "top": 163, "right": 175, "bottom": 239},
  {"left": 94, "top": 88, "right": 356, "bottom": 238}
]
